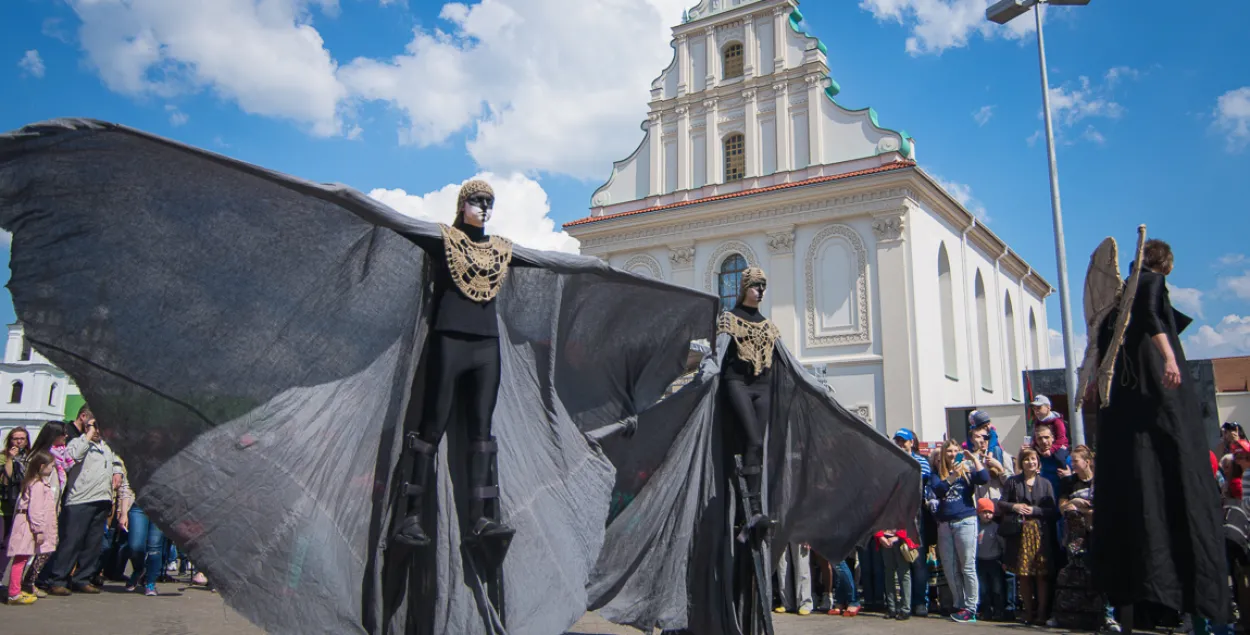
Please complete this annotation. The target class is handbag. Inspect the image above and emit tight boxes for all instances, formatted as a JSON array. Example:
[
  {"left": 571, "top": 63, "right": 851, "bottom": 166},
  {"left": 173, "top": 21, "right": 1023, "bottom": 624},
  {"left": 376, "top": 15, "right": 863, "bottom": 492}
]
[
  {"left": 999, "top": 512, "right": 1023, "bottom": 537},
  {"left": 902, "top": 545, "right": 919, "bottom": 563}
]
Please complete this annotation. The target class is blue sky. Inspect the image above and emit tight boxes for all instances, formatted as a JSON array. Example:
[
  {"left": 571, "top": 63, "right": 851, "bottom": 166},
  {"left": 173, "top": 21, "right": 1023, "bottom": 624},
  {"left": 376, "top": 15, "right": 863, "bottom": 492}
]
[{"left": 2, "top": 0, "right": 1249, "bottom": 361}]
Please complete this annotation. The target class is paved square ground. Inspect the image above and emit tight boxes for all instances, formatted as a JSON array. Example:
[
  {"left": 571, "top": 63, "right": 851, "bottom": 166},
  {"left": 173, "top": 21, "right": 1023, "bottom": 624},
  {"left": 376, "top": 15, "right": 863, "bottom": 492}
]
[{"left": 0, "top": 578, "right": 1132, "bottom": 634}]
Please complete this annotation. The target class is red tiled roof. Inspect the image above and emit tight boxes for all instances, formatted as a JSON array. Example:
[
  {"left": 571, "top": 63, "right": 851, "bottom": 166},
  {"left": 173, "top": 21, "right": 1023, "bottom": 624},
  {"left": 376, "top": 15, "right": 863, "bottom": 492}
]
[{"left": 564, "top": 160, "right": 917, "bottom": 228}]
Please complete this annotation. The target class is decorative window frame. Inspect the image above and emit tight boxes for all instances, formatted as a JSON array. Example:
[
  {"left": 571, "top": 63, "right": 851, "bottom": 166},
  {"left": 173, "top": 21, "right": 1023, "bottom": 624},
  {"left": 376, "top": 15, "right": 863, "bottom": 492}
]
[
  {"left": 623, "top": 254, "right": 664, "bottom": 280},
  {"left": 804, "top": 224, "right": 871, "bottom": 347},
  {"left": 703, "top": 239, "right": 760, "bottom": 294}
]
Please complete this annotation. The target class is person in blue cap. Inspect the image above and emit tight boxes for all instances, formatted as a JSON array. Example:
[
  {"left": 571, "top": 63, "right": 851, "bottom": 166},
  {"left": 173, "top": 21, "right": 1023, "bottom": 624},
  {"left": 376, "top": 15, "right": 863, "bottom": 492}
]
[{"left": 966, "top": 411, "right": 1005, "bottom": 464}]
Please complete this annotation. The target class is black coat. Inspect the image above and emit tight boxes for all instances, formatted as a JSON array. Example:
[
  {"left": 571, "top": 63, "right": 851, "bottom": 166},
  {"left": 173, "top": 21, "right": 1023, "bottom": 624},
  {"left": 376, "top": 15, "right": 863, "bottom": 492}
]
[
  {"left": 997, "top": 474, "right": 1058, "bottom": 570},
  {"left": 1091, "top": 270, "right": 1229, "bottom": 619}
]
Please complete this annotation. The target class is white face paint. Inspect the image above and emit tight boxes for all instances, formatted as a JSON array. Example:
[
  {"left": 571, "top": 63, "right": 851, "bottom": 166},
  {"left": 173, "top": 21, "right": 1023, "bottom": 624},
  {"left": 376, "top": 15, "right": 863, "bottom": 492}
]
[{"left": 460, "top": 201, "right": 489, "bottom": 227}]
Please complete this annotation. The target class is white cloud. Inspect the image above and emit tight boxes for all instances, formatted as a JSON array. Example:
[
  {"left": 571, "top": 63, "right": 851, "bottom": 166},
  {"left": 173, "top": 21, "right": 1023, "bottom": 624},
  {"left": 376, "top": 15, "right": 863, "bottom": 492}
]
[
  {"left": 1047, "top": 328, "right": 1088, "bottom": 370},
  {"left": 165, "top": 104, "right": 189, "bottom": 126},
  {"left": 930, "top": 174, "right": 989, "bottom": 221},
  {"left": 974, "top": 105, "right": 994, "bottom": 126},
  {"left": 1214, "top": 87, "right": 1250, "bottom": 153},
  {"left": 1048, "top": 75, "right": 1123, "bottom": 127},
  {"left": 340, "top": 0, "right": 687, "bottom": 178},
  {"left": 1219, "top": 271, "right": 1250, "bottom": 301},
  {"left": 1184, "top": 315, "right": 1250, "bottom": 360},
  {"left": 1, "top": 231, "right": 11, "bottom": 248},
  {"left": 1104, "top": 66, "right": 1140, "bottom": 86},
  {"left": 18, "top": 50, "right": 45, "bottom": 78},
  {"left": 368, "top": 172, "right": 579, "bottom": 253},
  {"left": 69, "top": 0, "right": 348, "bottom": 136},
  {"left": 1217, "top": 254, "right": 1247, "bottom": 268},
  {"left": 1027, "top": 129, "right": 1043, "bottom": 147},
  {"left": 858, "top": 0, "right": 1034, "bottom": 55},
  {"left": 1080, "top": 126, "right": 1105, "bottom": 145},
  {"left": 1167, "top": 284, "right": 1204, "bottom": 319}
]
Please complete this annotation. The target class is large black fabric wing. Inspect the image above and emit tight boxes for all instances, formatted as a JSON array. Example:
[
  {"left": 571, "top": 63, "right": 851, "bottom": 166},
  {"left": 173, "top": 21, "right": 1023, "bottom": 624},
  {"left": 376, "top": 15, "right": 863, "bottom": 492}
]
[{"left": 0, "top": 119, "right": 718, "bottom": 634}]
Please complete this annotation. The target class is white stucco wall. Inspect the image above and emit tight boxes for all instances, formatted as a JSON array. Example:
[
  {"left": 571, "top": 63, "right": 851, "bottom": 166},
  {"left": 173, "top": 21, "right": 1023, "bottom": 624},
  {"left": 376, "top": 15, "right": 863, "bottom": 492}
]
[{"left": 1220, "top": 393, "right": 1250, "bottom": 429}]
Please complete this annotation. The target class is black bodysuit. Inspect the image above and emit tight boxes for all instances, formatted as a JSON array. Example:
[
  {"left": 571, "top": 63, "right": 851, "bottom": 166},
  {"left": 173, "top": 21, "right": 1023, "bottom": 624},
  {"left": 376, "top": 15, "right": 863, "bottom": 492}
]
[{"left": 722, "top": 305, "right": 772, "bottom": 473}]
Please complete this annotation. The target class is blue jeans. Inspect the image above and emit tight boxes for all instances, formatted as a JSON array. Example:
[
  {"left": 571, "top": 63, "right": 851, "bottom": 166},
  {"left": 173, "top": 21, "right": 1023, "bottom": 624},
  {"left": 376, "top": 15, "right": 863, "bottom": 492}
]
[
  {"left": 976, "top": 558, "right": 1006, "bottom": 616},
  {"left": 127, "top": 507, "right": 165, "bottom": 587},
  {"left": 833, "top": 560, "right": 859, "bottom": 608},
  {"left": 937, "top": 516, "right": 979, "bottom": 612}
]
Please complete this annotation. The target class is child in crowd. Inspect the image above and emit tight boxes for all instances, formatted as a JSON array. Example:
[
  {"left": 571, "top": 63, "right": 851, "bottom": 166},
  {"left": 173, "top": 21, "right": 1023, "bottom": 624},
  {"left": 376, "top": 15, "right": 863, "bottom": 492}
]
[
  {"left": 975, "top": 498, "right": 1006, "bottom": 622},
  {"left": 5, "top": 451, "right": 56, "bottom": 606}
]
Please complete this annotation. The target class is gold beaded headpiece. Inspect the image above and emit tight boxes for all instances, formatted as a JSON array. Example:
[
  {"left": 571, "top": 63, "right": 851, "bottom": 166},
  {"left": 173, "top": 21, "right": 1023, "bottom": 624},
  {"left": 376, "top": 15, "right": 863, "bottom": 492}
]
[
  {"left": 739, "top": 267, "right": 767, "bottom": 301},
  {"left": 455, "top": 179, "right": 495, "bottom": 223}
]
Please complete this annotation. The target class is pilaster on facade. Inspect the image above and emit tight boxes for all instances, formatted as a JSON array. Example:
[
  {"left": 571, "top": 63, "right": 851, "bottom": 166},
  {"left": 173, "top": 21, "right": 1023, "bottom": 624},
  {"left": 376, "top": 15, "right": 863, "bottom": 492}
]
[
  {"left": 676, "top": 34, "right": 690, "bottom": 97},
  {"left": 743, "top": 89, "right": 759, "bottom": 178},
  {"left": 767, "top": 225, "right": 798, "bottom": 351},
  {"left": 704, "top": 26, "right": 718, "bottom": 90},
  {"left": 742, "top": 15, "right": 757, "bottom": 79},
  {"left": 804, "top": 74, "right": 824, "bottom": 166},
  {"left": 772, "top": 5, "right": 788, "bottom": 70},
  {"left": 773, "top": 81, "right": 792, "bottom": 174},
  {"left": 703, "top": 98, "right": 720, "bottom": 186},
  {"left": 648, "top": 113, "right": 663, "bottom": 196}
]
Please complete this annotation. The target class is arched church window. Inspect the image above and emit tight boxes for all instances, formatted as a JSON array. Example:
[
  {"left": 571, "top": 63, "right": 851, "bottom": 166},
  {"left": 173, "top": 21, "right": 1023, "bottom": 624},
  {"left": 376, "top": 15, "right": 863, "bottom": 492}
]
[
  {"left": 938, "top": 244, "right": 958, "bottom": 379},
  {"left": 724, "top": 133, "right": 745, "bottom": 182},
  {"left": 10, "top": 381, "right": 23, "bottom": 404},
  {"left": 975, "top": 271, "right": 993, "bottom": 391},
  {"left": 19, "top": 338, "right": 31, "bottom": 361},
  {"left": 1005, "top": 293, "right": 1021, "bottom": 400},
  {"left": 717, "top": 254, "right": 747, "bottom": 312},
  {"left": 723, "top": 42, "right": 744, "bottom": 79},
  {"left": 1028, "top": 309, "right": 1041, "bottom": 368}
]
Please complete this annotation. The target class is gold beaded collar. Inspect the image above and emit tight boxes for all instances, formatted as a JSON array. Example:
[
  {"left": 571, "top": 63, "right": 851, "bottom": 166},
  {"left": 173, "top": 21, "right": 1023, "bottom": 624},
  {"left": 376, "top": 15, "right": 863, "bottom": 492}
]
[
  {"left": 718, "top": 311, "right": 780, "bottom": 376},
  {"left": 439, "top": 224, "right": 513, "bottom": 303}
]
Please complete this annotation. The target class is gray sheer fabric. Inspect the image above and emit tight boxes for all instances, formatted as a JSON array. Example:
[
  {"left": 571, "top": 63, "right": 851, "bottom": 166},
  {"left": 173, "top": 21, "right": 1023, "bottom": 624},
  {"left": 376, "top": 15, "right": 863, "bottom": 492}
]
[
  {"left": 589, "top": 334, "right": 922, "bottom": 634},
  {"left": 0, "top": 119, "right": 717, "bottom": 635}
]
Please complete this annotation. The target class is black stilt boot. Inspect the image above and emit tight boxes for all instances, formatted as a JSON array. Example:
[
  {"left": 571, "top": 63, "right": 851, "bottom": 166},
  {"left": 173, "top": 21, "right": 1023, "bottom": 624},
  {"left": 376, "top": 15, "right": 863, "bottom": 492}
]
[
  {"left": 393, "top": 433, "right": 437, "bottom": 548},
  {"left": 736, "top": 461, "right": 773, "bottom": 543},
  {"left": 464, "top": 436, "right": 514, "bottom": 625},
  {"left": 465, "top": 436, "right": 515, "bottom": 543}
]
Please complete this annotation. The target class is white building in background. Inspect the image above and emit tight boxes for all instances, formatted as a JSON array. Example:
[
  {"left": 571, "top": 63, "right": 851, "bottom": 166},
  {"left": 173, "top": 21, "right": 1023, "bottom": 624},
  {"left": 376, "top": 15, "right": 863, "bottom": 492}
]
[
  {"left": 564, "top": 0, "right": 1053, "bottom": 442},
  {"left": 0, "top": 323, "right": 79, "bottom": 441}
]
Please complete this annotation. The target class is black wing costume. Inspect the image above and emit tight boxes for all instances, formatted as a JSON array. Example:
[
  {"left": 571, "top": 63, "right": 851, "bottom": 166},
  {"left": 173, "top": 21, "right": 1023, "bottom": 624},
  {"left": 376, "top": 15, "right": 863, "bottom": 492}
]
[
  {"left": 1091, "top": 267, "right": 1227, "bottom": 620},
  {"left": 0, "top": 119, "right": 718, "bottom": 634},
  {"left": 587, "top": 309, "right": 922, "bottom": 633}
]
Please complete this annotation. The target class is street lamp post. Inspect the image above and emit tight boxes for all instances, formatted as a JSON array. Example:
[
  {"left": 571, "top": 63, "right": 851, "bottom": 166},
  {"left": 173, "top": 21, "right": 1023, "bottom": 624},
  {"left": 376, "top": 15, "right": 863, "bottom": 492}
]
[{"left": 987, "top": 0, "right": 1091, "bottom": 446}]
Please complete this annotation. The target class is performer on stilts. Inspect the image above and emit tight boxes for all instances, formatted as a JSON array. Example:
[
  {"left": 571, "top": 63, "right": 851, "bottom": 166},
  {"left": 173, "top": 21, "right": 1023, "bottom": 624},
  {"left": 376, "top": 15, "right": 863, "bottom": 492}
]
[
  {"left": 587, "top": 264, "right": 920, "bottom": 635},
  {"left": 719, "top": 267, "right": 779, "bottom": 539},
  {"left": 719, "top": 267, "right": 780, "bottom": 635},
  {"left": 393, "top": 179, "right": 518, "bottom": 552}
]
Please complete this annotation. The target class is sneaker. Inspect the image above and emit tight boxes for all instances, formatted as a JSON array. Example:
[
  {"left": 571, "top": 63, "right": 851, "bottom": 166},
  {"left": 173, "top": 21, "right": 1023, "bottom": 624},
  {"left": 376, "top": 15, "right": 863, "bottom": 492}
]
[
  {"left": 30, "top": 588, "right": 46, "bottom": 598},
  {"left": 144, "top": 583, "right": 158, "bottom": 597},
  {"left": 7, "top": 594, "right": 36, "bottom": 605},
  {"left": 192, "top": 572, "right": 208, "bottom": 586},
  {"left": 798, "top": 608, "right": 812, "bottom": 616},
  {"left": 913, "top": 605, "right": 929, "bottom": 618},
  {"left": 773, "top": 606, "right": 787, "bottom": 614},
  {"left": 1046, "top": 618, "right": 1060, "bottom": 628},
  {"left": 951, "top": 609, "right": 977, "bottom": 623},
  {"left": 897, "top": 612, "right": 911, "bottom": 621},
  {"left": 72, "top": 584, "right": 101, "bottom": 594},
  {"left": 46, "top": 586, "right": 71, "bottom": 597},
  {"left": 1104, "top": 618, "right": 1123, "bottom": 633}
]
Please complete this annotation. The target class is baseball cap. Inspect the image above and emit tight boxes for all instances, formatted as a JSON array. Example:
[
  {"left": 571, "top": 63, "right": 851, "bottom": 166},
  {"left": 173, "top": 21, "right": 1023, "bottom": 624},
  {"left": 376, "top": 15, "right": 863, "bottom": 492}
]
[
  {"left": 893, "top": 428, "right": 916, "bottom": 442},
  {"left": 976, "top": 498, "right": 996, "bottom": 514},
  {"left": 1223, "top": 421, "right": 1242, "bottom": 432},
  {"left": 1233, "top": 439, "right": 1250, "bottom": 455},
  {"left": 968, "top": 410, "right": 992, "bottom": 429},
  {"left": 1030, "top": 395, "right": 1051, "bottom": 408}
]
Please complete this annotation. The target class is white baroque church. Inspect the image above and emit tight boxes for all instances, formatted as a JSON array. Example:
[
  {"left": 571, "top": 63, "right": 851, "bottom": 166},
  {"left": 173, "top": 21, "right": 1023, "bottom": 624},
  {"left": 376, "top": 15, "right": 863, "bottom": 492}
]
[
  {"left": 564, "top": 0, "right": 1054, "bottom": 442},
  {"left": 0, "top": 323, "right": 80, "bottom": 441}
]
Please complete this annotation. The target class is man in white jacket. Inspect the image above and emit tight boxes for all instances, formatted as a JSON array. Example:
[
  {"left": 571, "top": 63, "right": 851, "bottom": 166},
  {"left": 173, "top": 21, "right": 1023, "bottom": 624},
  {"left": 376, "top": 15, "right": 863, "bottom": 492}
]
[{"left": 39, "top": 417, "right": 123, "bottom": 595}]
